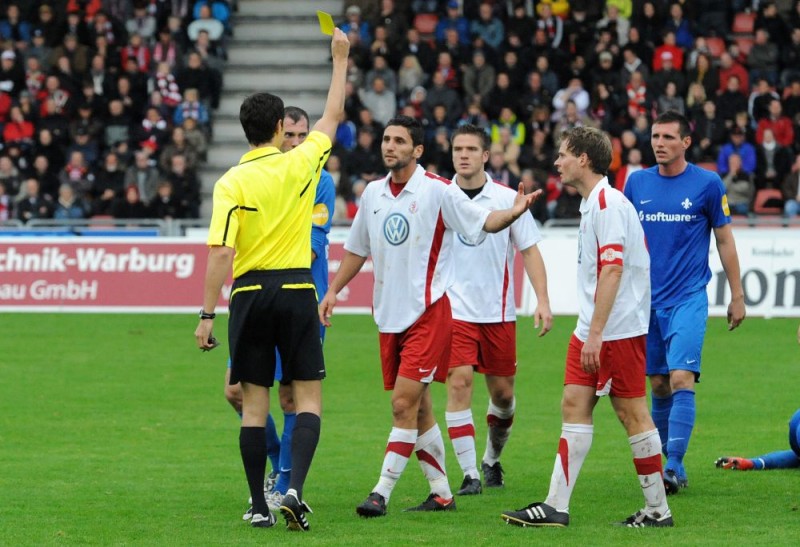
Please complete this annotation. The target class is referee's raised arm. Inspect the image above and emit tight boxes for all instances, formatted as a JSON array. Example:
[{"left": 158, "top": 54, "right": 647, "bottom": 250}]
[{"left": 312, "top": 28, "right": 350, "bottom": 141}]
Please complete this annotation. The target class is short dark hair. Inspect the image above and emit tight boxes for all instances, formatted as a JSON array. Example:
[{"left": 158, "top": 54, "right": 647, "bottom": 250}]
[
  {"left": 560, "top": 126, "right": 612, "bottom": 175},
  {"left": 451, "top": 124, "right": 491, "bottom": 150},
  {"left": 239, "top": 92, "right": 284, "bottom": 146},
  {"left": 653, "top": 110, "right": 691, "bottom": 138},
  {"left": 385, "top": 115, "right": 424, "bottom": 147},
  {"left": 284, "top": 105, "right": 309, "bottom": 125}
]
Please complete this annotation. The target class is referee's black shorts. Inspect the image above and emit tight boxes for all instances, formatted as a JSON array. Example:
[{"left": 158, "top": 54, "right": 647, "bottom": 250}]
[{"left": 228, "top": 268, "right": 325, "bottom": 387}]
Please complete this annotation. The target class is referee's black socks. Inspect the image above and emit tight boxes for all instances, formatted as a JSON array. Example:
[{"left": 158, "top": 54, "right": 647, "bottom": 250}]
[
  {"left": 289, "top": 412, "right": 321, "bottom": 501},
  {"left": 240, "top": 426, "right": 269, "bottom": 515}
]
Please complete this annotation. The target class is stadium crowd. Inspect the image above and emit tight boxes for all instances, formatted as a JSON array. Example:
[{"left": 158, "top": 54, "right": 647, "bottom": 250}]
[
  {"left": 0, "top": 0, "right": 228, "bottom": 224},
  {"left": 326, "top": 0, "right": 800, "bottom": 225}
]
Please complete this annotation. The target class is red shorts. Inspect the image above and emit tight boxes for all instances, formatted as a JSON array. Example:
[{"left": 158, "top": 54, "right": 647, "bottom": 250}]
[
  {"left": 564, "top": 334, "right": 647, "bottom": 398},
  {"left": 449, "top": 320, "right": 517, "bottom": 377},
  {"left": 379, "top": 296, "right": 453, "bottom": 391}
]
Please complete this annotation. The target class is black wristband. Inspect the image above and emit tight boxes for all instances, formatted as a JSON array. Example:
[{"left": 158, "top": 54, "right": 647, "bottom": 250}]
[{"left": 199, "top": 309, "right": 216, "bottom": 320}]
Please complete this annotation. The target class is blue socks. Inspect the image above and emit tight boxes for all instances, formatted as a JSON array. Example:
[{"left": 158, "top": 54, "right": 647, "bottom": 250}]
[
  {"left": 651, "top": 394, "right": 673, "bottom": 456},
  {"left": 665, "top": 389, "right": 695, "bottom": 475},
  {"left": 755, "top": 450, "right": 800, "bottom": 470},
  {"left": 275, "top": 412, "right": 296, "bottom": 495},
  {"left": 266, "top": 413, "right": 281, "bottom": 472}
]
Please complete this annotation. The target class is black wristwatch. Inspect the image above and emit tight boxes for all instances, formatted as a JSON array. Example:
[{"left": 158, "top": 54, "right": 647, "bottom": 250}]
[{"left": 199, "top": 309, "right": 216, "bottom": 320}]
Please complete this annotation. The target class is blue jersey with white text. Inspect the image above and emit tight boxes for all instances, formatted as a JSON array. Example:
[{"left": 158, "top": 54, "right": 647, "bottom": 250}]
[{"left": 624, "top": 163, "right": 730, "bottom": 309}]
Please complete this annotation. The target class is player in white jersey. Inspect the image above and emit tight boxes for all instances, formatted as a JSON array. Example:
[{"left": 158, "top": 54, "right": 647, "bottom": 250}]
[
  {"left": 502, "top": 126, "right": 674, "bottom": 529},
  {"left": 319, "top": 116, "right": 542, "bottom": 518},
  {"left": 444, "top": 125, "right": 553, "bottom": 496}
]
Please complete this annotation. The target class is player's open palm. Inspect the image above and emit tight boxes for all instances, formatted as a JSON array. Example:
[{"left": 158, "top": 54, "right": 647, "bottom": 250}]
[{"left": 513, "top": 185, "right": 542, "bottom": 217}]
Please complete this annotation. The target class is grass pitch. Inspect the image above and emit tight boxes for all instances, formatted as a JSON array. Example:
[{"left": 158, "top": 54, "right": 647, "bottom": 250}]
[{"left": 1, "top": 313, "right": 798, "bottom": 545}]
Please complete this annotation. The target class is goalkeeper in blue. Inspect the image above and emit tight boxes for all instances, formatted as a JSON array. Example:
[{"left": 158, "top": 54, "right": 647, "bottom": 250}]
[
  {"left": 623, "top": 111, "right": 746, "bottom": 495},
  {"left": 716, "top": 409, "right": 800, "bottom": 471}
]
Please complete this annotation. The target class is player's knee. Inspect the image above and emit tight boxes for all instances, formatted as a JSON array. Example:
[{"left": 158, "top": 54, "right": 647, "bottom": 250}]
[
  {"left": 278, "top": 384, "right": 295, "bottom": 412},
  {"left": 391, "top": 395, "right": 418, "bottom": 421},
  {"left": 649, "top": 374, "right": 671, "bottom": 397},
  {"left": 491, "top": 390, "right": 514, "bottom": 409},
  {"left": 614, "top": 402, "right": 653, "bottom": 434},
  {"left": 448, "top": 368, "right": 473, "bottom": 395},
  {"left": 224, "top": 385, "right": 242, "bottom": 412}
]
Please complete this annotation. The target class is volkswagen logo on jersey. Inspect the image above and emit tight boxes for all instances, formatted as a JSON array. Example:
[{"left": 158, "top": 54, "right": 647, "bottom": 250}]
[
  {"left": 383, "top": 213, "right": 410, "bottom": 245},
  {"left": 457, "top": 232, "right": 478, "bottom": 246}
]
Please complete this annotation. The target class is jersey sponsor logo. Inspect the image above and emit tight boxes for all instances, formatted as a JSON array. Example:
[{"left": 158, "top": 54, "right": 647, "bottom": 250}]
[
  {"left": 312, "top": 203, "right": 330, "bottom": 226},
  {"left": 638, "top": 210, "right": 695, "bottom": 223},
  {"left": 721, "top": 194, "right": 730, "bottom": 216},
  {"left": 383, "top": 213, "right": 410, "bottom": 245},
  {"left": 456, "top": 232, "right": 480, "bottom": 247}
]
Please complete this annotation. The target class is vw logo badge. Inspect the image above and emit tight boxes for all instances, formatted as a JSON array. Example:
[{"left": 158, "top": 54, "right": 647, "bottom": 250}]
[
  {"left": 383, "top": 213, "right": 410, "bottom": 245},
  {"left": 457, "top": 233, "right": 477, "bottom": 246}
]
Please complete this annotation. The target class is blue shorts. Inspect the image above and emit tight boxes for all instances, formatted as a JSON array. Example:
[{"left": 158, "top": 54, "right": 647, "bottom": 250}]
[{"left": 646, "top": 290, "right": 707, "bottom": 380}]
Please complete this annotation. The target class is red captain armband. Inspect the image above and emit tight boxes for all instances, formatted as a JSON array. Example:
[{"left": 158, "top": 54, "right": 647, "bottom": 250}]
[{"left": 598, "top": 244, "right": 623, "bottom": 267}]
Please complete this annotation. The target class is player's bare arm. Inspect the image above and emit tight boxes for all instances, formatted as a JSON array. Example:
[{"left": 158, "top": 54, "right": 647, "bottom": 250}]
[
  {"left": 583, "top": 263, "right": 623, "bottom": 374},
  {"left": 521, "top": 244, "right": 552, "bottom": 337},
  {"left": 195, "top": 245, "right": 234, "bottom": 350},
  {"left": 712, "top": 224, "right": 746, "bottom": 331},
  {"left": 319, "top": 251, "right": 367, "bottom": 327},
  {"left": 312, "top": 28, "right": 349, "bottom": 141},
  {"left": 483, "top": 186, "right": 542, "bottom": 233}
]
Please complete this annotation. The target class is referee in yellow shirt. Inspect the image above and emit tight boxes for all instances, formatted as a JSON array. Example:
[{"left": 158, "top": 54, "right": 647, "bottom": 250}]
[{"left": 194, "top": 28, "right": 350, "bottom": 532}]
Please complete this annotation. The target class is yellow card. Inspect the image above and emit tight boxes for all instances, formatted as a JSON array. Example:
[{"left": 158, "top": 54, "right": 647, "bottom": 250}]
[{"left": 316, "top": 10, "right": 335, "bottom": 36}]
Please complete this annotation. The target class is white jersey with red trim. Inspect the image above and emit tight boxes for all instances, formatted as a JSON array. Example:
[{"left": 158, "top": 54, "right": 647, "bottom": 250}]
[
  {"left": 345, "top": 164, "right": 492, "bottom": 333},
  {"left": 448, "top": 173, "right": 542, "bottom": 323},
  {"left": 575, "top": 178, "right": 650, "bottom": 342}
]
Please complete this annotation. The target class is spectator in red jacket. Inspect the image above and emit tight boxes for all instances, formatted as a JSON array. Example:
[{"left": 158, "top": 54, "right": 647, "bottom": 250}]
[
  {"left": 3, "top": 104, "right": 34, "bottom": 148},
  {"left": 756, "top": 98, "right": 795, "bottom": 147}
]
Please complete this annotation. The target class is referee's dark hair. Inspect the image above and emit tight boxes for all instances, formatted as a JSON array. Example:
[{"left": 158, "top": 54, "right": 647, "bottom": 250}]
[
  {"left": 240, "top": 92, "right": 284, "bottom": 145},
  {"left": 451, "top": 124, "right": 491, "bottom": 151},
  {"left": 385, "top": 115, "right": 424, "bottom": 147},
  {"left": 284, "top": 106, "right": 310, "bottom": 125}
]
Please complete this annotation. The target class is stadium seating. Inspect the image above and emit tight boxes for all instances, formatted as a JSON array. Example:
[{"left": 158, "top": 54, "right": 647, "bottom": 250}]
[
  {"left": 413, "top": 13, "right": 438, "bottom": 43},
  {"left": 697, "top": 162, "right": 718, "bottom": 172},
  {"left": 704, "top": 37, "right": 727, "bottom": 59},
  {"left": 731, "top": 12, "right": 756, "bottom": 35},
  {"left": 752, "top": 188, "right": 784, "bottom": 215}
]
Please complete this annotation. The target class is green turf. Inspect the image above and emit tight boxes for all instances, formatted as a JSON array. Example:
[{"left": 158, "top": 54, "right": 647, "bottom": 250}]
[{"left": 1, "top": 314, "right": 798, "bottom": 545}]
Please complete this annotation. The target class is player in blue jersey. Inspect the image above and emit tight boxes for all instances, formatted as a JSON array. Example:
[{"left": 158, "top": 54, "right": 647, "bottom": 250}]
[
  {"left": 224, "top": 105, "right": 336, "bottom": 519},
  {"left": 623, "top": 110, "right": 746, "bottom": 494}
]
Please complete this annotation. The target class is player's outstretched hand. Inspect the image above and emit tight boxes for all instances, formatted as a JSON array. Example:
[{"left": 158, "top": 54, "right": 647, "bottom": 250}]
[
  {"left": 319, "top": 290, "right": 337, "bottom": 328},
  {"left": 512, "top": 184, "right": 542, "bottom": 218},
  {"left": 331, "top": 28, "right": 350, "bottom": 61}
]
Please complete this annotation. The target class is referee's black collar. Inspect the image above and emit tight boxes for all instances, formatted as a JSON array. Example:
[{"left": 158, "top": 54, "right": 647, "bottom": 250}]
[{"left": 239, "top": 146, "right": 281, "bottom": 165}]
